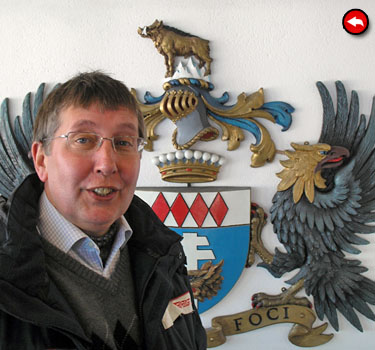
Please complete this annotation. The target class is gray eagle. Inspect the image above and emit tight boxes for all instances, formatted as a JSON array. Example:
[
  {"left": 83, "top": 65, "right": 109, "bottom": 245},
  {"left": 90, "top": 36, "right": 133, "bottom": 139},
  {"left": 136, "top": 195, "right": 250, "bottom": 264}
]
[{"left": 253, "top": 81, "right": 375, "bottom": 332}]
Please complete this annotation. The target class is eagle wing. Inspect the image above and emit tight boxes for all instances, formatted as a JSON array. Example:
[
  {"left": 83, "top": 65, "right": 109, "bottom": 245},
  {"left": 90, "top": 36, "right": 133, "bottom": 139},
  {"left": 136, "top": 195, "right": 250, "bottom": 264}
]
[
  {"left": 0, "top": 84, "right": 45, "bottom": 198},
  {"left": 313, "top": 81, "right": 375, "bottom": 253}
]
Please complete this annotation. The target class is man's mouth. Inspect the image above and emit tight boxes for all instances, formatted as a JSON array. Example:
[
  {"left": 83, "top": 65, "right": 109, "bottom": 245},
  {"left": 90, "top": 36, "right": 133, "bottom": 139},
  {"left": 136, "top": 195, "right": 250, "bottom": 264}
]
[{"left": 91, "top": 187, "right": 116, "bottom": 197}]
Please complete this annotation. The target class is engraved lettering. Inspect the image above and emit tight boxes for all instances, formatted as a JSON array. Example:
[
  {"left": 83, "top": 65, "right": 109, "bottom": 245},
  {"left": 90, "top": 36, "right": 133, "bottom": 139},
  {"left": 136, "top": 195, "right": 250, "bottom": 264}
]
[
  {"left": 267, "top": 307, "right": 279, "bottom": 321},
  {"left": 233, "top": 317, "right": 243, "bottom": 331},
  {"left": 283, "top": 306, "right": 289, "bottom": 319},
  {"left": 249, "top": 313, "right": 262, "bottom": 326}
]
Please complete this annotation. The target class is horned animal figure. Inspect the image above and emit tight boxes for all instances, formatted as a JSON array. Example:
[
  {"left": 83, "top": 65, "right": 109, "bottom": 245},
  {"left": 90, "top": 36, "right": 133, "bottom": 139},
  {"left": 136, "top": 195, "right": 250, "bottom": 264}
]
[{"left": 138, "top": 20, "right": 212, "bottom": 78}]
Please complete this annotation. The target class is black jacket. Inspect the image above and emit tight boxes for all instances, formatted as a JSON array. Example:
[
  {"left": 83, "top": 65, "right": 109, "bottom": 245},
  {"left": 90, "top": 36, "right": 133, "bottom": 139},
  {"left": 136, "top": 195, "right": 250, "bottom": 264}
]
[{"left": 0, "top": 174, "right": 207, "bottom": 350}]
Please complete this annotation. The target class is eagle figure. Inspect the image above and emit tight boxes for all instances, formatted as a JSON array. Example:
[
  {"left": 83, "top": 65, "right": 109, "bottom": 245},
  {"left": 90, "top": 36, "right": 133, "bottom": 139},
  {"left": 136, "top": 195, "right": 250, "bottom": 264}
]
[{"left": 253, "top": 81, "right": 375, "bottom": 332}]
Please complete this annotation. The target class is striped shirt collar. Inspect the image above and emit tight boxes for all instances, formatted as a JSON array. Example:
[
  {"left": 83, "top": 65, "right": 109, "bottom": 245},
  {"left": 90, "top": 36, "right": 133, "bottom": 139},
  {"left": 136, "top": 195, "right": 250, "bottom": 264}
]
[{"left": 37, "top": 191, "right": 133, "bottom": 277}]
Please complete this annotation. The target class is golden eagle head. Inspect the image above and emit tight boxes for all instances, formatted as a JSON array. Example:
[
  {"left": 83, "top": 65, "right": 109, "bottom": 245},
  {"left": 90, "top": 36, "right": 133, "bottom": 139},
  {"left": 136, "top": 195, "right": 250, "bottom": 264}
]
[{"left": 276, "top": 142, "right": 350, "bottom": 203}]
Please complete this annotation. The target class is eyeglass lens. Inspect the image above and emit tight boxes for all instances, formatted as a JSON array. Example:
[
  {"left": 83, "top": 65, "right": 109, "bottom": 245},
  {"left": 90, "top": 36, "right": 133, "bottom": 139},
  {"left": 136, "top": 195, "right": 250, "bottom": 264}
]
[{"left": 66, "top": 132, "right": 143, "bottom": 153}]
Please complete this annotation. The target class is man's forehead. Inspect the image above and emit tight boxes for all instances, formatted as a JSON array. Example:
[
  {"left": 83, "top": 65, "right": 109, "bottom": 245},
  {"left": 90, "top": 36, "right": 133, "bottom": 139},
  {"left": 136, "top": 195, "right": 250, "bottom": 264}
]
[{"left": 59, "top": 104, "right": 138, "bottom": 131}]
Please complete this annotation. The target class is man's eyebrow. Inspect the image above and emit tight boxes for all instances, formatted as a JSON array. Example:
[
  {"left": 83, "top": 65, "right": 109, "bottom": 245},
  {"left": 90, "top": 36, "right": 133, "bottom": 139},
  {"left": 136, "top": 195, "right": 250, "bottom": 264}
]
[
  {"left": 70, "top": 120, "right": 137, "bottom": 132},
  {"left": 117, "top": 123, "right": 137, "bottom": 132},
  {"left": 70, "top": 120, "right": 97, "bottom": 129}
]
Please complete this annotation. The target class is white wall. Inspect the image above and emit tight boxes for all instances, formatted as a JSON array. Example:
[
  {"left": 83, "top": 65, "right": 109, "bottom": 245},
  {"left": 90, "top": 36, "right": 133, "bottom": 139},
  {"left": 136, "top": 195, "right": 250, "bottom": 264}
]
[{"left": 1, "top": 1, "right": 375, "bottom": 349}]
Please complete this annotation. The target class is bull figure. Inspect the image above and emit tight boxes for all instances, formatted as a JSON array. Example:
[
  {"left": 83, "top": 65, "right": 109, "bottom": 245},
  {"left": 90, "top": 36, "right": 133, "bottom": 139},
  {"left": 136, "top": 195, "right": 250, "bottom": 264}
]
[{"left": 138, "top": 20, "right": 212, "bottom": 78}]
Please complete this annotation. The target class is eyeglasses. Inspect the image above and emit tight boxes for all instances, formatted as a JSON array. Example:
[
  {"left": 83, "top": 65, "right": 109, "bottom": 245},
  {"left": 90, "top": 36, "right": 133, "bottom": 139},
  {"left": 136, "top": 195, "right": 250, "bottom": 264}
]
[{"left": 43, "top": 132, "right": 145, "bottom": 154}]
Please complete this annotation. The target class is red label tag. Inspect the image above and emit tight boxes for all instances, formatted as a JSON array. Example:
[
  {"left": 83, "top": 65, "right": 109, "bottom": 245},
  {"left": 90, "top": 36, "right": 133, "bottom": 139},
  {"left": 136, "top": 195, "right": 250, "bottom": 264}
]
[{"left": 162, "top": 292, "right": 194, "bottom": 329}]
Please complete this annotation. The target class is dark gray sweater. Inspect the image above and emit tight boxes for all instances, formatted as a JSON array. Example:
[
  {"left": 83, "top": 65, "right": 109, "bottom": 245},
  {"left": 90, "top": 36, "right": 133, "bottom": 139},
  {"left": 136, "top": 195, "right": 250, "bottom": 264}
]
[{"left": 42, "top": 239, "right": 142, "bottom": 349}]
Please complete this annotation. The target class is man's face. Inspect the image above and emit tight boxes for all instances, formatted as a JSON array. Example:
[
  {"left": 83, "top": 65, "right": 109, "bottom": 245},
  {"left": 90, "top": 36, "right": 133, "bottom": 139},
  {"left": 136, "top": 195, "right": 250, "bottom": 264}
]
[{"left": 32, "top": 103, "right": 141, "bottom": 236}]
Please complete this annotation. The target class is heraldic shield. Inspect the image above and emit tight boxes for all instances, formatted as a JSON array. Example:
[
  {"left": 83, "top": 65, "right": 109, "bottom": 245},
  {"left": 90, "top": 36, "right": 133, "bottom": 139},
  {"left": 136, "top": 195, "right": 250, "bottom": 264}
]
[{"left": 136, "top": 187, "right": 251, "bottom": 313}]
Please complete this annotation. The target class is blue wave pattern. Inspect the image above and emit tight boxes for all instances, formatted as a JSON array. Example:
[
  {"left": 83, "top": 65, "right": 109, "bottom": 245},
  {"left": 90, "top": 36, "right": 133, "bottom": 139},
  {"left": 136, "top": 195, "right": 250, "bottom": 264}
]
[
  {"left": 260, "top": 102, "right": 294, "bottom": 131},
  {"left": 208, "top": 112, "right": 262, "bottom": 144}
]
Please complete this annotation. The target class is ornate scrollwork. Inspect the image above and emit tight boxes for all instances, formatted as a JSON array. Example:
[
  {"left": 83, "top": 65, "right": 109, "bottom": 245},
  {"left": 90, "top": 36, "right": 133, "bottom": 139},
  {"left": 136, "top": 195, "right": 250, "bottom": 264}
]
[{"left": 133, "top": 79, "right": 293, "bottom": 167}]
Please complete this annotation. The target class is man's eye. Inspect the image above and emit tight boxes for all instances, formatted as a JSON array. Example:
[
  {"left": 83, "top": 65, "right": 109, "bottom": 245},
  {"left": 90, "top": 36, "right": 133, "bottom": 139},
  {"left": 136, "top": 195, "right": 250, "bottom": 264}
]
[
  {"left": 75, "top": 138, "right": 89, "bottom": 144},
  {"left": 75, "top": 137, "right": 97, "bottom": 144},
  {"left": 115, "top": 138, "right": 133, "bottom": 147},
  {"left": 72, "top": 134, "right": 97, "bottom": 145}
]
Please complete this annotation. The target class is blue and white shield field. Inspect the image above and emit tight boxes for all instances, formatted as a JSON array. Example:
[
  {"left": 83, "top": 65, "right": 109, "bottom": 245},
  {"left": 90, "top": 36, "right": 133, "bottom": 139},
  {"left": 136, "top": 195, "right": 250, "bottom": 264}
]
[{"left": 135, "top": 187, "right": 251, "bottom": 314}]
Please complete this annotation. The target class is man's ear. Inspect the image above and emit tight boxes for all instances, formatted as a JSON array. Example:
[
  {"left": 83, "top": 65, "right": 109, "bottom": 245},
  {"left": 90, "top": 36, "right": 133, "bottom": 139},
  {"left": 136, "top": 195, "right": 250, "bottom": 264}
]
[{"left": 31, "top": 142, "right": 48, "bottom": 182}]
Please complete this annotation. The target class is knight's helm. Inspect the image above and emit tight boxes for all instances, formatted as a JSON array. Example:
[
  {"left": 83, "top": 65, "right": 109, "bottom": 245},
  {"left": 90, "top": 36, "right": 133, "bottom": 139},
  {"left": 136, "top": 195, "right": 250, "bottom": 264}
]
[{"left": 160, "top": 85, "right": 218, "bottom": 149}]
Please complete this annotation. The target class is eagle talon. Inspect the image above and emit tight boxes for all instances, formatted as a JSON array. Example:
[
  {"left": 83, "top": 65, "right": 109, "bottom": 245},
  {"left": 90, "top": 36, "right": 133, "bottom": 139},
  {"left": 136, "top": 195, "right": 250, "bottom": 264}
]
[
  {"left": 252, "top": 280, "right": 311, "bottom": 308},
  {"left": 252, "top": 291, "right": 311, "bottom": 308}
]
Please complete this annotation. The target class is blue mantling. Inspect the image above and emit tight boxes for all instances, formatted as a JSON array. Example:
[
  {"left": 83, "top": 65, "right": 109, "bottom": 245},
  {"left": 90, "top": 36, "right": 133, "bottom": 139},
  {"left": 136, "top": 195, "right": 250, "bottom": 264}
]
[
  {"left": 143, "top": 91, "right": 165, "bottom": 104},
  {"left": 209, "top": 112, "right": 262, "bottom": 144},
  {"left": 260, "top": 102, "right": 294, "bottom": 131}
]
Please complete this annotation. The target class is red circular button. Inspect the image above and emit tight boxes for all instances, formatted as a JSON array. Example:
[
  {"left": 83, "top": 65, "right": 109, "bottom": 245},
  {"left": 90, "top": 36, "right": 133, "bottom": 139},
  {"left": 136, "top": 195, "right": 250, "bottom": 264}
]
[{"left": 343, "top": 9, "right": 369, "bottom": 35}]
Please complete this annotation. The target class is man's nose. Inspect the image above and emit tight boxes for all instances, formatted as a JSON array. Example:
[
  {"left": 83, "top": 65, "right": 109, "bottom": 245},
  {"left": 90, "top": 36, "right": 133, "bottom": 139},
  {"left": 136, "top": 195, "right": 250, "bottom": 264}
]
[{"left": 93, "top": 138, "right": 118, "bottom": 176}]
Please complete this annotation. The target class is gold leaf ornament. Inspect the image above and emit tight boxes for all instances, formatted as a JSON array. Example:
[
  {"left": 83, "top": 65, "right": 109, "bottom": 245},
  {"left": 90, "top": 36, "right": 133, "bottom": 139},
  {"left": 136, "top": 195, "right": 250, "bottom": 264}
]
[{"left": 131, "top": 88, "right": 164, "bottom": 151}]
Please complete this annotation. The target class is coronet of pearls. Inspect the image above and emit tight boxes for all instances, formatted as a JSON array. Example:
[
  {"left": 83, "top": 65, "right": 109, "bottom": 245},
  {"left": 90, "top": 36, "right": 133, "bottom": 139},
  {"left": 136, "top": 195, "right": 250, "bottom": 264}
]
[{"left": 152, "top": 149, "right": 225, "bottom": 167}]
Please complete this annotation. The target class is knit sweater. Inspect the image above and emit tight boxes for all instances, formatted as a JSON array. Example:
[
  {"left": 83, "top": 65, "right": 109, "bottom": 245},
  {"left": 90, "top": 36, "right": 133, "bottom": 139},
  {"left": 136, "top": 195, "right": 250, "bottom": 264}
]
[{"left": 42, "top": 239, "right": 142, "bottom": 349}]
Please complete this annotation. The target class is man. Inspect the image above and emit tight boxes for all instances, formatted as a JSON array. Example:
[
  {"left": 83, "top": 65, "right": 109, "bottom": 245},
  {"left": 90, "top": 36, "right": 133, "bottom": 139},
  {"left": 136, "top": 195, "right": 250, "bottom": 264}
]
[{"left": 0, "top": 72, "right": 207, "bottom": 349}]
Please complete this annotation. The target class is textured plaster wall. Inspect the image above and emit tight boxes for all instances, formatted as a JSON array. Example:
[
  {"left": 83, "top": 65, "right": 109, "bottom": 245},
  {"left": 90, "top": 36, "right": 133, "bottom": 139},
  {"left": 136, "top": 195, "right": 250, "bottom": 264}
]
[{"left": 1, "top": 1, "right": 375, "bottom": 349}]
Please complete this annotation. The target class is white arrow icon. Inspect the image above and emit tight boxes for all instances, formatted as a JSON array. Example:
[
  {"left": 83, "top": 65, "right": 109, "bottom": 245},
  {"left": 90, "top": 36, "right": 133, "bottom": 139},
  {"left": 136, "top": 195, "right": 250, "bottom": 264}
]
[{"left": 347, "top": 16, "right": 364, "bottom": 27}]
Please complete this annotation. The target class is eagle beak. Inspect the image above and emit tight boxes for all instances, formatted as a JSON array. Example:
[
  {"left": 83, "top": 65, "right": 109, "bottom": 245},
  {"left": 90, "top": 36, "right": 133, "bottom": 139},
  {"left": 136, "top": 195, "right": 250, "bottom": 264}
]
[{"left": 316, "top": 146, "right": 350, "bottom": 171}]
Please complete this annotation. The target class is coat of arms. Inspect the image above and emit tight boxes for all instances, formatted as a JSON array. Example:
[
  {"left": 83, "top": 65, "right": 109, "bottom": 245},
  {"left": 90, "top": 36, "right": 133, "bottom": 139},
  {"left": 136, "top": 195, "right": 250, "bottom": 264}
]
[
  {"left": 132, "top": 20, "right": 341, "bottom": 348},
  {"left": 132, "top": 20, "right": 375, "bottom": 348}
]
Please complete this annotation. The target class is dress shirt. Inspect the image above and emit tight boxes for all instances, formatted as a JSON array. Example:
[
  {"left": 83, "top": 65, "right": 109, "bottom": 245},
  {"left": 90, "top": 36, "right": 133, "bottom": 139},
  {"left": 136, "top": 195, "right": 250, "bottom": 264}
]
[{"left": 37, "top": 191, "right": 133, "bottom": 278}]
